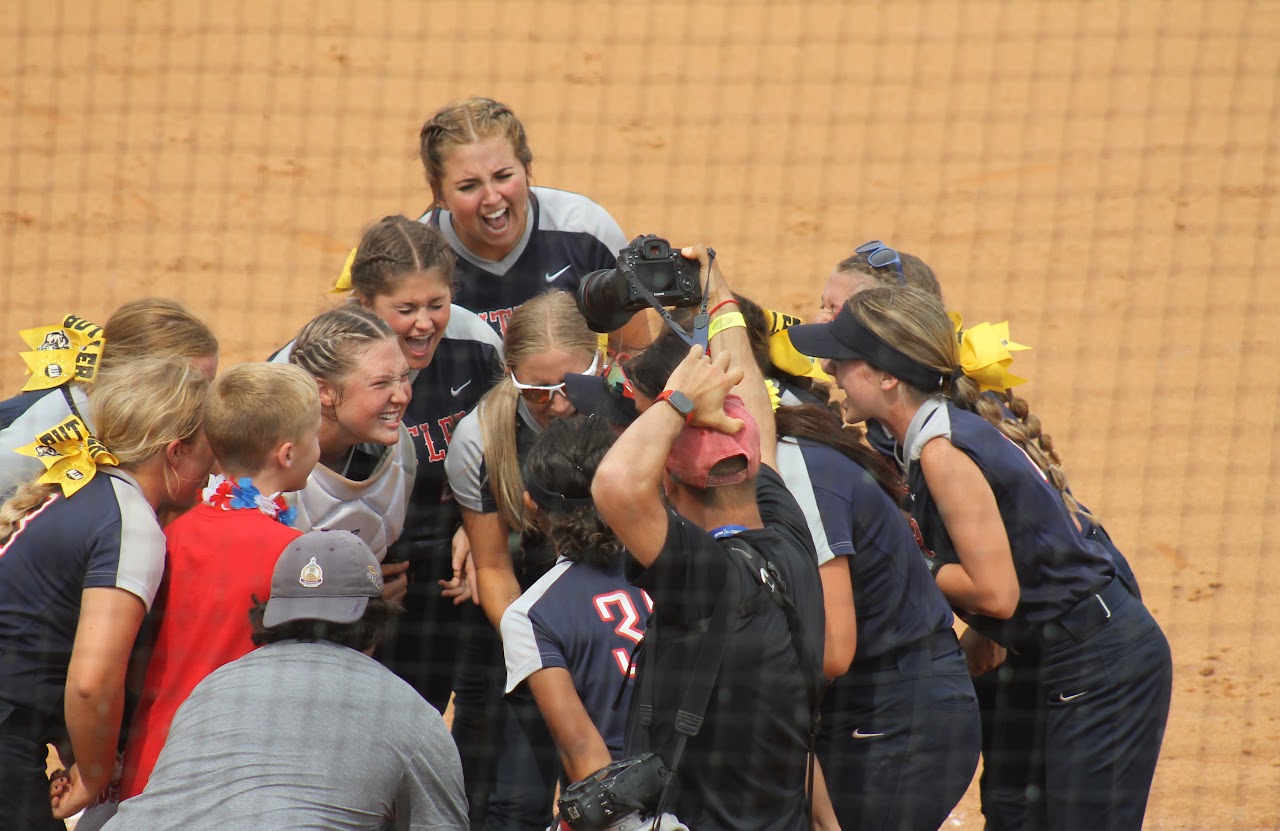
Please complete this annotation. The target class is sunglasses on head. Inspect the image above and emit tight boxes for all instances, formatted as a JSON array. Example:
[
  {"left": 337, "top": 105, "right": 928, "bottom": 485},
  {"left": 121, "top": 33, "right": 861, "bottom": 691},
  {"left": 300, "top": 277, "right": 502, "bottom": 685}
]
[
  {"left": 856, "top": 240, "right": 906, "bottom": 287},
  {"left": 510, "top": 351, "right": 601, "bottom": 405}
]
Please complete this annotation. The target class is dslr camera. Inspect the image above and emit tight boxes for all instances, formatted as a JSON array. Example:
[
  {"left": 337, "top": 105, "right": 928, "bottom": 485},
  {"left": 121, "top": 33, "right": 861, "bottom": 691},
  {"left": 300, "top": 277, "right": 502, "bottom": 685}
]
[
  {"left": 556, "top": 752, "right": 669, "bottom": 831},
  {"left": 576, "top": 235, "right": 703, "bottom": 333}
]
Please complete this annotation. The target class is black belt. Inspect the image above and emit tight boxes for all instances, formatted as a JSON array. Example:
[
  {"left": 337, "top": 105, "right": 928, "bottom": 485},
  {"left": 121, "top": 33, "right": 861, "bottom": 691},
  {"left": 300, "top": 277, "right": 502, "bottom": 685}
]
[
  {"left": 849, "top": 628, "right": 960, "bottom": 674},
  {"left": 1039, "top": 575, "right": 1129, "bottom": 646}
]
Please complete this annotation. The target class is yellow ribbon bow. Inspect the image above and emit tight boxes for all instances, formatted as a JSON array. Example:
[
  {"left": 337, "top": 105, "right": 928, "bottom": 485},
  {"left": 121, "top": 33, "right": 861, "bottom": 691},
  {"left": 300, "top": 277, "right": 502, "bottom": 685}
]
[
  {"left": 765, "top": 309, "right": 832, "bottom": 382},
  {"left": 17, "top": 314, "right": 106, "bottom": 392},
  {"left": 765, "top": 378, "right": 783, "bottom": 412},
  {"left": 330, "top": 247, "right": 358, "bottom": 293},
  {"left": 14, "top": 415, "right": 119, "bottom": 497},
  {"left": 953, "top": 314, "right": 1031, "bottom": 392}
]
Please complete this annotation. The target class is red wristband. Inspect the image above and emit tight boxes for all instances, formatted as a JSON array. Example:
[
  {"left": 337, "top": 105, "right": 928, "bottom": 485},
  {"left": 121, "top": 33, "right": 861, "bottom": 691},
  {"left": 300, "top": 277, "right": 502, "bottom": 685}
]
[
  {"left": 708, "top": 299, "right": 739, "bottom": 316},
  {"left": 654, "top": 389, "right": 696, "bottom": 424}
]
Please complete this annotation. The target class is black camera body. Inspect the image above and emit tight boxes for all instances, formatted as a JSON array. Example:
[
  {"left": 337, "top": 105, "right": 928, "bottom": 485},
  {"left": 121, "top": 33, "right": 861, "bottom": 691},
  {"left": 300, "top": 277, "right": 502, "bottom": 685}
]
[
  {"left": 576, "top": 235, "right": 703, "bottom": 333},
  {"left": 557, "top": 752, "right": 669, "bottom": 830}
]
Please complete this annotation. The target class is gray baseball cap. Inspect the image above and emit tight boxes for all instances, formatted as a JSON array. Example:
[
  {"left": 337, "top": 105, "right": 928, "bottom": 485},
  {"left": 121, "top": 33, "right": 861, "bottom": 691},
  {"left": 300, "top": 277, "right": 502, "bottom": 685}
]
[{"left": 262, "top": 530, "right": 384, "bottom": 628}]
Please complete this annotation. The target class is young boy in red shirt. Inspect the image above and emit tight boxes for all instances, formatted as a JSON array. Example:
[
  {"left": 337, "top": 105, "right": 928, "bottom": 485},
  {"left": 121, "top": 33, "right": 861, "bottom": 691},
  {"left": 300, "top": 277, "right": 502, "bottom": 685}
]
[{"left": 118, "top": 362, "right": 321, "bottom": 801}]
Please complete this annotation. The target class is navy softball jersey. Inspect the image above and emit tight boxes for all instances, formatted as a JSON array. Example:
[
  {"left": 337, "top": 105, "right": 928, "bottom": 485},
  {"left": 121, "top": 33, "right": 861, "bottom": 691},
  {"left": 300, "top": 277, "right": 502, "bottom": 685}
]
[
  {"left": 774, "top": 435, "right": 953, "bottom": 660},
  {"left": 420, "top": 186, "right": 628, "bottom": 336},
  {"left": 0, "top": 470, "right": 165, "bottom": 721},
  {"left": 901, "top": 400, "right": 1115, "bottom": 646},
  {"left": 501, "top": 558, "right": 650, "bottom": 757},
  {"left": 394, "top": 309, "right": 503, "bottom": 552}
]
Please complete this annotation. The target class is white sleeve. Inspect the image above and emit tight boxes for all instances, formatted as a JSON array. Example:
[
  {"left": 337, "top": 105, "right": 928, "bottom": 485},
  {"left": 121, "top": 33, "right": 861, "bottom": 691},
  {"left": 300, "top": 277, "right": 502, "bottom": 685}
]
[
  {"left": 104, "top": 476, "right": 167, "bottom": 610},
  {"left": 774, "top": 438, "right": 839, "bottom": 566},
  {"left": 444, "top": 305, "right": 504, "bottom": 359},
  {"left": 443, "top": 409, "right": 490, "bottom": 513}
]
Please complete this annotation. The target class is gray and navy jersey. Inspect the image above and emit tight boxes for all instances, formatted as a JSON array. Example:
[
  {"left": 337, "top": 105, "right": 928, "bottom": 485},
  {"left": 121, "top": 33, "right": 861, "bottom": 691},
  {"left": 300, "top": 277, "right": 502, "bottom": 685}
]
[
  {"left": 501, "top": 557, "right": 649, "bottom": 757},
  {"left": 775, "top": 436, "right": 953, "bottom": 663},
  {"left": 902, "top": 399, "right": 1115, "bottom": 646},
  {"left": 420, "top": 186, "right": 628, "bottom": 336},
  {"left": 445, "top": 399, "right": 556, "bottom": 587},
  {"left": 0, "top": 469, "right": 165, "bottom": 721}
]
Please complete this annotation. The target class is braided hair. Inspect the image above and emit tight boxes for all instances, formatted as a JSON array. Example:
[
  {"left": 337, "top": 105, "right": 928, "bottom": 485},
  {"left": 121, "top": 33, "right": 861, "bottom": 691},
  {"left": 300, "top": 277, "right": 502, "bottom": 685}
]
[
  {"left": 289, "top": 306, "right": 395, "bottom": 396},
  {"left": 349, "top": 215, "right": 457, "bottom": 300},
  {"left": 419, "top": 97, "right": 534, "bottom": 207}
]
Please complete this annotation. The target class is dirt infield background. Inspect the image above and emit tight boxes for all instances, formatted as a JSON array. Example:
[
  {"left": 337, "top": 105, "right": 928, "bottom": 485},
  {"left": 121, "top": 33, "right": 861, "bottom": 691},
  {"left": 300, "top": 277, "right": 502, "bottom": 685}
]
[{"left": 3, "top": 1, "right": 1278, "bottom": 827}]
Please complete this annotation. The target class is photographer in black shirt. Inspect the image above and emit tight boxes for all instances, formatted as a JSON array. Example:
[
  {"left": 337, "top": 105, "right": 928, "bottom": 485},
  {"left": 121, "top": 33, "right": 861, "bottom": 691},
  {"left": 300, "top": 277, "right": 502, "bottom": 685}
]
[{"left": 592, "top": 247, "right": 828, "bottom": 831}]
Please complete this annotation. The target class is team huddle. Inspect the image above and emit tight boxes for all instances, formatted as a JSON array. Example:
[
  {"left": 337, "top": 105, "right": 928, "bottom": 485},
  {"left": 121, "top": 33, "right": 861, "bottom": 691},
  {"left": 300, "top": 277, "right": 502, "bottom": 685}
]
[{"left": 0, "top": 98, "right": 1173, "bottom": 831}]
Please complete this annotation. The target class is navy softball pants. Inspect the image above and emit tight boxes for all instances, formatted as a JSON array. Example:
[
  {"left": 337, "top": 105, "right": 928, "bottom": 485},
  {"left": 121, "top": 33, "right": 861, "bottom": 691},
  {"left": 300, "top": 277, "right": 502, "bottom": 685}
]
[
  {"left": 816, "top": 630, "right": 982, "bottom": 831},
  {"left": 976, "top": 578, "right": 1172, "bottom": 831}
]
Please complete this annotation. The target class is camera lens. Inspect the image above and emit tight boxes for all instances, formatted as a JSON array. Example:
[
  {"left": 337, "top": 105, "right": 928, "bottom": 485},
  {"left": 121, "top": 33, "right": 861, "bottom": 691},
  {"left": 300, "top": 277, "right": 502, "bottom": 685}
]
[{"left": 575, "top": 268, "right": 637, "bottom": 334}]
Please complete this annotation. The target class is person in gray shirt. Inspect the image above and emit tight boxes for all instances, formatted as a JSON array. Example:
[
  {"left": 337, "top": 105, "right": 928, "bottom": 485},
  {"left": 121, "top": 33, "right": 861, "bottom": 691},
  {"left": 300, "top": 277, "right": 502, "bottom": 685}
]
[{"left": 105, "top": 530, "right": 468, "bottom": 831}]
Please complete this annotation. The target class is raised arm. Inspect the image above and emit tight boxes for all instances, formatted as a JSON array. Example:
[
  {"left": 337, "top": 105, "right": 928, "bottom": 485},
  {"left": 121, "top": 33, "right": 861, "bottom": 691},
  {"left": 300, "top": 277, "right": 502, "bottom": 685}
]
[
  {"left": 682, "top": 246, "right": 778, "bottom": 470},
  {"left": 593, "top": 347, "right": 744, "bottom": 568}
]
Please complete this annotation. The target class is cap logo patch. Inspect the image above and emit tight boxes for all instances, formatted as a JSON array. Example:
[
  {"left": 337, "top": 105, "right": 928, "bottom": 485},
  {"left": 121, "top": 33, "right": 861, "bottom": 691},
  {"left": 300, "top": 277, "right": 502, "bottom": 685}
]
[
  {"left": 366, "top": 565, "right": 383, "bottom": 590},
  {"left": 299, "top": 556, "right": 324, "bottom": 588}
]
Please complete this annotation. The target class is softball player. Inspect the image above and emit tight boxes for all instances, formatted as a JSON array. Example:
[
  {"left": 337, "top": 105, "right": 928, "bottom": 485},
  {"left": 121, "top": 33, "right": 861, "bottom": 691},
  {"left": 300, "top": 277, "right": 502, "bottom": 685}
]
[
  {"left": 500, "top": 415, "right": 649, "bottom": 782},
  {"left": 444, "top": 291, "right": 600, "bottom": 829},
  {"left": 416, "top": 97, "right": 630, "bottom": 339},
  {"left": 291, "top": 216, "right": 506, "bottom": 715},
  {"left": 0, "top": 359, "right": 212, "bottom": 830},
  {"left": 285, "top": 307, "right": 417, "bottom": 563},
  {"left": 790, "top": 287, "right": 1172, "bottom": 830}
]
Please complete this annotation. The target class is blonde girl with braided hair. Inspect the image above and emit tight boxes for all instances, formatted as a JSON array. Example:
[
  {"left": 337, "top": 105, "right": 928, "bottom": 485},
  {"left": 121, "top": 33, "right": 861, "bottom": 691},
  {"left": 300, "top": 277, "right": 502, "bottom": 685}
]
[
  {"left": 443, "top": 290, "right": 598, "bottom": 829},
  {"left": 287, "top": 306, "right": 417, "bottom": 580},
  {"left": 789, "top": 287, "right": 1172, "bottom": 831},
  {"left": 415, "top": 97, "right": 631, "bottom": 341},
  {"left": 0, "top": 358, "right": 213, "bottom": 829}
]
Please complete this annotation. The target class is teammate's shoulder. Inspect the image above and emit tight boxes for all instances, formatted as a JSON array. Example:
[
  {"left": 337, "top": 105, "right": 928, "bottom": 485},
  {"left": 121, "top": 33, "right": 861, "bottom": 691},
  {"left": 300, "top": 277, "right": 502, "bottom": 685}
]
[
  {"left": 444, "top": 407, "right": 486, "bottom": 477},
  {"left": 268, "top": 339, "right": 295, "bottom": 364},
  {"left": 532, "top": 186, "right": 623, "bottom": 237},
  {"left": 442, "top": 304, "right": 504, "bottom": 352}
]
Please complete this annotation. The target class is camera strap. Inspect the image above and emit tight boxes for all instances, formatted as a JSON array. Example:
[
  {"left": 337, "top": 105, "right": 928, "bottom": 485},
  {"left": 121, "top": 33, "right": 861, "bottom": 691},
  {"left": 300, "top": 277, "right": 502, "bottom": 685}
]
[{"left": 719, "top": 538, "right": 824, "bottom": 821}]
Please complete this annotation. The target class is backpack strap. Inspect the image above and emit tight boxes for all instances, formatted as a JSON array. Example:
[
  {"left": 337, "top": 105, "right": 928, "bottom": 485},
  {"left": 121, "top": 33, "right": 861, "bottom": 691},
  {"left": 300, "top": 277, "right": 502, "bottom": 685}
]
[{"left": 719, "top": 538, "right": 825, "bottom": 820}]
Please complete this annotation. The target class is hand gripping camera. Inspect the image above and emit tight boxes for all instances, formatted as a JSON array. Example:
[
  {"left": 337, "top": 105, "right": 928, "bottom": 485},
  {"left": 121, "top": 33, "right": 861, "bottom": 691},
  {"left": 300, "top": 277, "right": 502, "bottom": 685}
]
[
  {"left": 575, "top": 235, "right": 703, "bottom": 333},
  {"left": 556, "top": 752, "right": 670, "bottom": 831}
]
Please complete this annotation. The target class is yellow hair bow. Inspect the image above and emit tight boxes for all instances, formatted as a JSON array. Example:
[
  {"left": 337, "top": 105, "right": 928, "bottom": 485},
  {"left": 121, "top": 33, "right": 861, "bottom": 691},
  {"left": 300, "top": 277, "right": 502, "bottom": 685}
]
[
  {"left": 15, "top": 415, "right": 118, "bottom": 497},
  {"left": 953, "top": 314, "right": 1031, "bottom": 392},
  {"left": 330, "top": 247, "right": 358, "bottom": 293},
  {"left": 765, "top": 377, "right": 783, "bottom": 412},
  {"left": 765, "top": 309, "right": 832, "bottom": 382},
  {"left": 17, "top": 314, "right": 106, "bottom": 392}
]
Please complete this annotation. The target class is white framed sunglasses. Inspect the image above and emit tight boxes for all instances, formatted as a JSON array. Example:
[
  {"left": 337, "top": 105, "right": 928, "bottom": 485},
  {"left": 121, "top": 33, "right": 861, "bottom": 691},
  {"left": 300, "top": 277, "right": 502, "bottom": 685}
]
[{"left": 510, "top": 351, "right": 601, "bottom": 404}]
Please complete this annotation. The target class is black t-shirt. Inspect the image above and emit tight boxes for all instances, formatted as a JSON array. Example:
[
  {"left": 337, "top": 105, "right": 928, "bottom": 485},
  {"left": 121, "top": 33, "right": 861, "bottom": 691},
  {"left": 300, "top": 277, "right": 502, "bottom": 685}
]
[{"left": 624, "top": 465, "right": 823, "bottom": 831}]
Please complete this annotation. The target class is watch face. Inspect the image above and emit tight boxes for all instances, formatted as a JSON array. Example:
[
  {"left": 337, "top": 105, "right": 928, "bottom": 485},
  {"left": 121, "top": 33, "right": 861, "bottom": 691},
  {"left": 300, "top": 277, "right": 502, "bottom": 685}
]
[{"left": 667, "top": 390, "right": 694, "bottom": 415}]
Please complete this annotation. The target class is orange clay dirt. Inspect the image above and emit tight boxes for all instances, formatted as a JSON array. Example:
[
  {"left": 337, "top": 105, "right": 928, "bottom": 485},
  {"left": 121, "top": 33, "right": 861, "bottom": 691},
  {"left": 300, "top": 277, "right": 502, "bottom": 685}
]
[{"left": 3, "top": 1, "right": 1278, "bottom": 828}]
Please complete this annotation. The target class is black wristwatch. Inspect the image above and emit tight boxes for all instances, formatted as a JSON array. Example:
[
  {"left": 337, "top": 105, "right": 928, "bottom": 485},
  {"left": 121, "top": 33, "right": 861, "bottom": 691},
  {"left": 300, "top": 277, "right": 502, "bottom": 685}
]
[{"left": 655, "top": 389, "right": 695, "bottom": 423}]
